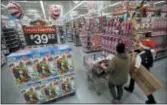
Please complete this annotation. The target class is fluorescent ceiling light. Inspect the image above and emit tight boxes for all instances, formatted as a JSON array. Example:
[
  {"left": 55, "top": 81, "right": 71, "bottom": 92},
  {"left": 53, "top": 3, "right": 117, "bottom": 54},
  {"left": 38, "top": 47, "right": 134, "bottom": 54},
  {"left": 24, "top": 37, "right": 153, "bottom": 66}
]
[
  {"left": 1, "top": 4, "right": 7, "bottom": 8},
  {"left": 74, "top": 1, "right": 79, "bottom": 4},
  {"left": 109, "top": 2, "right": 121, "bottom": 7},
  {"left": 64, "top": 1, "right": 85, "bottom": 16},
  {"left": 103, "top": 13, "right": 111, "bottom": 16},
  {"left": 102, "top": 2, "right": 121, "bottom": 11},
  {"left": 15, "top": 1, "right": 38, "bottom": 3},
  {"left": 154, "top": 1, "right": 165, "bottom": 4},
  {"left": 40, "top": 0, "right": 47, "bottom": 20},
  {"left": 71, "top": 11, "right": 77, "bottom": 14},
  {"left": 27, "top": 9, "right": 38, "bottom": 12}
]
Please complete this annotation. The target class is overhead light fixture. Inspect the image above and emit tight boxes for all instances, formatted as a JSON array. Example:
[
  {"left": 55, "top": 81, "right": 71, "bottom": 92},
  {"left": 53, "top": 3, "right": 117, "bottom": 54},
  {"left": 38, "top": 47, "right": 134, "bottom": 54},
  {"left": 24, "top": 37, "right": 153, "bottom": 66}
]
[
  {"left": 108, "top": 2, "right": 121, "bottom": 7},
  {"left": 1, "top": 4, "right": 7, "bottom": 8},
  {"left": 74, "top": 1, "right": 79, "bottom": 4},
  {"left": 27, "top": 9, "right": 38, "bottom": 12},
  {"left": 102, "top": 13, "right": 112, "bottom": 16},
  {"left": 40, "top": 0, "right": 47, "bottom": 20},
  {"left": 64, "top": 1, "right": 85, "bottom": 16},
  {"left": 101, "top": 2, "right": 121, "bottom": 11},
  {"left": 154, "top": 1, "right": 165, "bottom": 4},
  {"left": 15, "top": 1, "right": 38, "bottom": 3}
]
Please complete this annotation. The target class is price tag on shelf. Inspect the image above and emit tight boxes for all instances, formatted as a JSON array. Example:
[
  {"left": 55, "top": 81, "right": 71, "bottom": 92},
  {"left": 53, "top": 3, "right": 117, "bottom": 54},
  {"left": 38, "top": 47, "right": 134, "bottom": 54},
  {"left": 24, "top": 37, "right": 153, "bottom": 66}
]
[{"left": 23, "top": 26, "right": 57, "bottom": 45}]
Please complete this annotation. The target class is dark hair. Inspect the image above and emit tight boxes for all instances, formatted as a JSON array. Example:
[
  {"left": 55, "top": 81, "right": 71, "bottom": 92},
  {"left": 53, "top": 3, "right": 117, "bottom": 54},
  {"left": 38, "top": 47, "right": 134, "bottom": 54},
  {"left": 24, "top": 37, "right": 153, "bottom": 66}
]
[{"left": 116, "top": 43, "right": 125, "bottom": 53}]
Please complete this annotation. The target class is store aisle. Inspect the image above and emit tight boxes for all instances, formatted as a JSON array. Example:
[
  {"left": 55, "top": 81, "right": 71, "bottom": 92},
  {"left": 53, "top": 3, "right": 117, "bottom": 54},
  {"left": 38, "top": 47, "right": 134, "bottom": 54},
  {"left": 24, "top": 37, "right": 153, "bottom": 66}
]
[{"left": 1, "top": 43, "right": 167, "bottom": 104}]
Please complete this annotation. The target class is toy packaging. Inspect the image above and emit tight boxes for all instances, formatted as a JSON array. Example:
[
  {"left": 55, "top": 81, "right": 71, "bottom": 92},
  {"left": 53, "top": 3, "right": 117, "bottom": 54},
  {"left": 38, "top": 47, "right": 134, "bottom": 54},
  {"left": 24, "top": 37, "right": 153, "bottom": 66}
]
[
  {"left": 7, "top": 45, "right": 75, "bottom": 103},
  {"left": 10, "top": 62, "right": 31, "bottom": 85},
  {"left": 33, "top": 58, "right": 52, "bottom": 79},
  {"left": 41, "top": 78, "right": 62, "bottom": 100},
  {"left": 60, "top": 74, "right": 75, "bottom": 94},
  {"left": 22, "top": 86, "right": 39, "bottom": 104}
]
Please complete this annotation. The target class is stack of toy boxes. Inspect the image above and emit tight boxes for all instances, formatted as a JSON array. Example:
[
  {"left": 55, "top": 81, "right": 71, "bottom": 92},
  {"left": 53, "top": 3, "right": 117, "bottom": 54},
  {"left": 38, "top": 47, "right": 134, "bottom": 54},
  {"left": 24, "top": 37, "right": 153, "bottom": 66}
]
[{"left": 7, "top": 45, "right": 75, "bottom": 104}]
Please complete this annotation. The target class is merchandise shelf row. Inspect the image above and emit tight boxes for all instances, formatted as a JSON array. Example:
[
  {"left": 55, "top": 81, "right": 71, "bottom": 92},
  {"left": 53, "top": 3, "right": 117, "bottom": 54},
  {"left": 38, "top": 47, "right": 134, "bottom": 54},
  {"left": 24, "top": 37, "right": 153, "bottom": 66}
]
[{"left": 7, "top": 45, "right": 76, "bottom": 104}]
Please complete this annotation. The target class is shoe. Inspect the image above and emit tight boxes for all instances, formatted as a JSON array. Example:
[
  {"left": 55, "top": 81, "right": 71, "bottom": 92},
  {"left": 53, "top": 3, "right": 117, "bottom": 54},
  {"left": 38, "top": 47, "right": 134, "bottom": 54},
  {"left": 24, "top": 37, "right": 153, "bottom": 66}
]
[
  {"left": 112, "top": 100, "right": 119, "bottom": 104},
  {"left": 145, "top": 100, "right": 156, "bottom": 104},
  {"left": 124, "top": 87, "right": 133, "bottom": 93}
]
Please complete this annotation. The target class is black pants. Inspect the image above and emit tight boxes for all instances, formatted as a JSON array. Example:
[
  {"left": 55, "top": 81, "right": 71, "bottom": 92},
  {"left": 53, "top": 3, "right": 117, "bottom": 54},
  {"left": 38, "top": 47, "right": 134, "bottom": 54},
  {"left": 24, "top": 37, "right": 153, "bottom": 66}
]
[
  {"left": 128, "top": 78, "right": 156, "bottom": 102},
  {"left": 108, "top": 82, "right": 123, "bottom": 100}
]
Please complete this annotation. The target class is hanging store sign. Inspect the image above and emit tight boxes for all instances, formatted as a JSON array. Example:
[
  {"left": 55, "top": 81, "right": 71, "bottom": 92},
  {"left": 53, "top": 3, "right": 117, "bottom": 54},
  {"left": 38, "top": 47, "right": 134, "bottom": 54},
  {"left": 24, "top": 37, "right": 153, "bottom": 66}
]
[{"left": 23, "top": 26, "right": 57, "bottom": 45}]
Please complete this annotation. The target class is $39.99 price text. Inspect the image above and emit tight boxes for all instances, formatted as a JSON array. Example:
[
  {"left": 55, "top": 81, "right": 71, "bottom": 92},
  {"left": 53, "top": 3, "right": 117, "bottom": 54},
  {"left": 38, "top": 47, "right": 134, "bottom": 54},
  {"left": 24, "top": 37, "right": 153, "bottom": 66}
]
[{"left": 30, "top": 34, "right": 56, "bottom": 44}]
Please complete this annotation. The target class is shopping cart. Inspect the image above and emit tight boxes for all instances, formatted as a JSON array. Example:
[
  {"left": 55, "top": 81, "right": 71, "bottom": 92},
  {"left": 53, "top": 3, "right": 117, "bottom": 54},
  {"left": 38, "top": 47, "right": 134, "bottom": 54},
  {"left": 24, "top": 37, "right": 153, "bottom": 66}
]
[{"left": 83, "top": 53, "right": 109, "bottom": 95}]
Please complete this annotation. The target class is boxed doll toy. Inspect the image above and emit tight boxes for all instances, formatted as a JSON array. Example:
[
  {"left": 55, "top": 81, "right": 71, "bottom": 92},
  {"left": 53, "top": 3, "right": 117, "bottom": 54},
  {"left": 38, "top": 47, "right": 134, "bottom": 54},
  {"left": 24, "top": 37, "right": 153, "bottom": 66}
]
[
  {"left": 7, "top": 45, "right": 76, "bottom": 103},
  {"left": 7, "top": 45, "right": 75, "bottom": 104}
]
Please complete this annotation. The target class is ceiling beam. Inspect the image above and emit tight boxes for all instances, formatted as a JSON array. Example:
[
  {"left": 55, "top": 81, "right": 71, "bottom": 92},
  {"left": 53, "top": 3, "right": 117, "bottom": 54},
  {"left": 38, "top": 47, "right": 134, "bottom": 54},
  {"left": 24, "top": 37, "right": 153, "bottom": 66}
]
[
  {"left": 40, "top": 0, "right": 47, "bottom": 20},
  {"left": 64, "top": 1, "right": 85, "bottom": 16},
  {"left": 154, "top": 1, "right": 165, "bottom": 4},
  {"left": 1, "top": 4, "right": 7, "bottom": 8}
]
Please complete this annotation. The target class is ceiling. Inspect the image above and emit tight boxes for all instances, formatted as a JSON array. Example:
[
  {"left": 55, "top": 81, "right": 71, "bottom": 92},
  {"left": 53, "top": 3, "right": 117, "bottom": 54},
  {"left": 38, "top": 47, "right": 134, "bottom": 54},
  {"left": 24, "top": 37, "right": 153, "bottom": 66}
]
[
  {"left": 1, "top": 1, "right": 118, "bottom": 19},
  {"left": 1, "top": 0, "right": 77, "bottom": 20},
  {"left": 1, "top": 0, "right": 166, "bottom": 21}
]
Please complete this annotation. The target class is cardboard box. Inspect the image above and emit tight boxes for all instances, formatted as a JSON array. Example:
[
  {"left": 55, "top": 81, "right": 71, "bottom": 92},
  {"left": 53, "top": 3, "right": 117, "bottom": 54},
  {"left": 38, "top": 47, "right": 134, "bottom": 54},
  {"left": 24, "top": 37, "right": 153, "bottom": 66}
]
[{"left": 130, "top": 53, "right": 163, "bottom": 96}]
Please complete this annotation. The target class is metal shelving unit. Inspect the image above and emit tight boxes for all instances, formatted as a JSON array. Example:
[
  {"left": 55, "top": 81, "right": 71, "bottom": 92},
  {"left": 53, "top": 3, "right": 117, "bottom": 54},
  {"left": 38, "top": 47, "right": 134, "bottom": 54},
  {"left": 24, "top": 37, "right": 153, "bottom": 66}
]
[{"left": 2, "top": 28, "right": 20, "bottom": 53}]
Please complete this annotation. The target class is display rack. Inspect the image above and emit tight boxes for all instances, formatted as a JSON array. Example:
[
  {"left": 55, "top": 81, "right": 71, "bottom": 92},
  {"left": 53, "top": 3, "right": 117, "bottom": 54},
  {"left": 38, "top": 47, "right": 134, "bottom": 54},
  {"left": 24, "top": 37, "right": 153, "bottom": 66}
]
[
  {"left": 101, "top": 14, "right": 133, "bottom": 54},
  {"left": 151, "top": 17, "right": 167, "bottom": 60},
  {"left": 73, "top": 29, "right": 82, "bottom": 46},
  {"left": 15, "top": 21, "right": 27, "bottom": 48},
  {"left": 135, "top": 13, "right": 167, "bottom": 60},
  {"left": 57, "top": 26, "right": 65, "bottom": 44},
  {"left": 1, "top": 32, "right": 9, "bottom": 66},
  {"left": 7, "top": 45, "right": 75, "bottom": 104},
  {"left": 80, "top": 16, "right": 105, "bottom": 53},
  {"left": 72, "top": 17, "right": 87, "bottom": 47},
  {"left": 101, "top": 1, "right": 167, "bottom": 60},
  {"left": 2, "top": 28, "right": 21, "bottom": 53},
  {"left": 65, "top": 22, "right": 74, "bottom": 42}
]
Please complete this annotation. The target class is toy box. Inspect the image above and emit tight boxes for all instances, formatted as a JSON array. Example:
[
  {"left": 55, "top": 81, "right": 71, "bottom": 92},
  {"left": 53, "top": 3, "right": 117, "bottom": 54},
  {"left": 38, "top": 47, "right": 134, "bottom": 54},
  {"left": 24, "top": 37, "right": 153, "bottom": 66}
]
[
  {"left": 60, "top": 74, "right": 75, "bottom": 94},
  {"left": 7, "top": 45, "right": 75, "bottom": 103}
]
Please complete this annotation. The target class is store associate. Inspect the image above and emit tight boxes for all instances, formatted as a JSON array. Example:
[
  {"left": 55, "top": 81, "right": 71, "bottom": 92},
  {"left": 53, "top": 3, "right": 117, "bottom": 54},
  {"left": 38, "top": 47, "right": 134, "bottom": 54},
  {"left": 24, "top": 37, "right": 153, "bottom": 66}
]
[{"left": 125, "top": 33, "right": 157, "bottom": 104}]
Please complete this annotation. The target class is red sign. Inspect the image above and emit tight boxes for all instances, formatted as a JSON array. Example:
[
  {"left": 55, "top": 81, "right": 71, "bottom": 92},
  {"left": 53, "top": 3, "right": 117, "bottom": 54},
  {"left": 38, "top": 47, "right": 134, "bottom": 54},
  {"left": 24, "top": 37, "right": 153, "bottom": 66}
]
[{"left": 23, "top": 26, "right": 56, "bottom": 34}]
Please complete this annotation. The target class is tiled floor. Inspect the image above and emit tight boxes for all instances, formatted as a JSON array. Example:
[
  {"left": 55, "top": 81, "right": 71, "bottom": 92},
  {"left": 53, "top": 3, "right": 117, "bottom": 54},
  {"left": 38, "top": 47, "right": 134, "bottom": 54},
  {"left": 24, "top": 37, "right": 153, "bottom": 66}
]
[{"left": 1, "top": 43, "right": 167, "bottom": 104}]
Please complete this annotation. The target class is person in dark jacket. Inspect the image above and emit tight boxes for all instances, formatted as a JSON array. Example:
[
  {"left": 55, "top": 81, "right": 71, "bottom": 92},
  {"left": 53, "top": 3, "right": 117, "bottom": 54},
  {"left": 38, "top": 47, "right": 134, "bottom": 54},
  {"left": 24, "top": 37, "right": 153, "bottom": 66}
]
[{"left": 124, "top": 36, "right": 156, "bottom": 104}]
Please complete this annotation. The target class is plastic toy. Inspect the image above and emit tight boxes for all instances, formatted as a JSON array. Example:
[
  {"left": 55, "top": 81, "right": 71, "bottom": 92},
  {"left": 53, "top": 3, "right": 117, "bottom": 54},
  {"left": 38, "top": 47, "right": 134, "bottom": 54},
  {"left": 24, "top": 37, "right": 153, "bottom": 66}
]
[
  {"left": 61, "top": 78, "right": 71, "bottom": 93},
  {"left": 56, "top": 55, "right": 69, "bottom": 74},
  {"left": 11, "top": 62, "right": 30, "bottom": 84},
  {"left": 35, "top": 85, "right": 45, "bottom": 101},
  {"left": 7, "top": 45, "right": 75, "bottom": 104},
  {"left": 34, "top": 59, "right": 51, "bottom": 78},
  {"left": 22, "top": 88, "right": 39, "bottom": 104},
  {"left": 43, "top": 83, "right": 56, "bottom": 99},
  {"left": 65, "top": 52, "right": 73, "bottom": 70}
]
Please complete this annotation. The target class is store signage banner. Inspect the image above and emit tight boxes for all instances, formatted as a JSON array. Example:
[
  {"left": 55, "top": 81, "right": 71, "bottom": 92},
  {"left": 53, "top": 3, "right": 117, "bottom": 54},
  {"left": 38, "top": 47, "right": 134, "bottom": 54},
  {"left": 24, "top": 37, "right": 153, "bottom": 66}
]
[{"left": 23, "top": 26, "right": 57, "bottom": 45}]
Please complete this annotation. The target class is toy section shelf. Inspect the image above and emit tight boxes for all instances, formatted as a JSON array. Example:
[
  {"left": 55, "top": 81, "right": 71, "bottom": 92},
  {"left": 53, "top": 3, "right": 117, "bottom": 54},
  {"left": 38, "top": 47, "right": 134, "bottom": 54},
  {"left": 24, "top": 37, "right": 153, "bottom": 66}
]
[
  {"left": 79, "top": 17, "right": 106, "bottom": 53},
  {"left": 7, "top": 45, "right": 75, "bottom": 104},
  {"left": 101, "top": 15, "right": 133, "bottom": 55},
  {"left": 2, "top": 28, "right": 21, "bottom": 53},
  {"left": 1, "top": 32, "right": 9, "bottom": 66},
  {"left": 137, "top": 17, "right": 167, "bottom": 60},
  {"left": 65, "top": 22, "right": 74, "bottom": 42}
]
